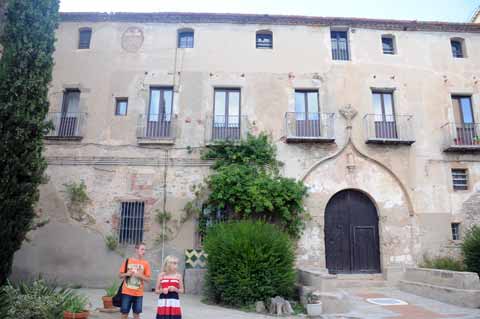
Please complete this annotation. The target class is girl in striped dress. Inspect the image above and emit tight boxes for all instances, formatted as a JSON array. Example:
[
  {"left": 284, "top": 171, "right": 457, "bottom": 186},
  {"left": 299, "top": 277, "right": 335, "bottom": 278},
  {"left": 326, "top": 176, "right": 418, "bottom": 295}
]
[{"left": 155, "top": 255, "right": 184, "bottom": 319}]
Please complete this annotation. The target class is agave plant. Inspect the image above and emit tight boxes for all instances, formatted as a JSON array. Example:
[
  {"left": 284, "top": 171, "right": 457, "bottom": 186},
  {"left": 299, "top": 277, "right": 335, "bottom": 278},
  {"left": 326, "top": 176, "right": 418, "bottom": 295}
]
[
  {"left": 0, "top": 279, "right": 76, "bottom": 319},
  {"left": 104, "top": 280, "right": 119, "bottom": 297},
  {"left": 63, "top": 293, "right": 89, "bottom": 313}
]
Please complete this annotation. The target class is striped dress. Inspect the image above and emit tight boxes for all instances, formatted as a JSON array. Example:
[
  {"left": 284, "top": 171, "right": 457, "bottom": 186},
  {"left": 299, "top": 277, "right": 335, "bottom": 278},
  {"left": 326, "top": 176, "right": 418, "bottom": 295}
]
[{"left": 156, "top": 276, "right": 182, "bottom": 319}]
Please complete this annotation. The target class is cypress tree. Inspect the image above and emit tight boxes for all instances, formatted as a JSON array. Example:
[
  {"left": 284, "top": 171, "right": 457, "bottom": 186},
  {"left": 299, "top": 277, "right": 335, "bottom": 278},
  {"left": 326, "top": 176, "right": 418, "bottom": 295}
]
[{"left": 0, "top": 0, "right": 59, "bottom": 284}]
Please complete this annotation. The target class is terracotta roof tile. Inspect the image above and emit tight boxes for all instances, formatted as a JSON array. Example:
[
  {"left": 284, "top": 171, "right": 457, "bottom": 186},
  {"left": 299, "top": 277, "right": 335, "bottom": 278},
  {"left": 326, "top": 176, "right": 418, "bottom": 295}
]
[{"left": 60, "top": 12, "right": 480, "bottom": 33}]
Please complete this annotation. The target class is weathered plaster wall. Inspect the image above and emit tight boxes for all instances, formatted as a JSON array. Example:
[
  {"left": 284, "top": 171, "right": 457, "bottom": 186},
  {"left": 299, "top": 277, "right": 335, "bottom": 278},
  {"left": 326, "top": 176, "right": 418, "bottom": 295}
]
[{"left": 11, "top": 19, "right": 480, "bottom": 284}]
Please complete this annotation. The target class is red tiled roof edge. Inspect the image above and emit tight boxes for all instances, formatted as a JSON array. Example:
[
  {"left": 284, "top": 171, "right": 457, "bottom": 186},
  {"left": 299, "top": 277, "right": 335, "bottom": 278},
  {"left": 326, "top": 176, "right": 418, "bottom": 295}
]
[{"left": 59, "top": 12, "right": 480, "bottom": 33}]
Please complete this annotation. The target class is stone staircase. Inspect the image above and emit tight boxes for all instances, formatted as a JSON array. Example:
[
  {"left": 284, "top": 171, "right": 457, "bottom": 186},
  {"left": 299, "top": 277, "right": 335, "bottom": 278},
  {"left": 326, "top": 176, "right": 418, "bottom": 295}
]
[{"left": 297, "top": 268, "right": 388, "bottom": 316}]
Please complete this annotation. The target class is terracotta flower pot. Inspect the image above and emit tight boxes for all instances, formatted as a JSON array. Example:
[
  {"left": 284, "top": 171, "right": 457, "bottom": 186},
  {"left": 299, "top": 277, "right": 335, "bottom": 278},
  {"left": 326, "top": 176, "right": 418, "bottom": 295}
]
[
  {"left": 102, "top": 296, "right": 113, "bottom": 309},
  {"left": 63, "top": 310, "right": 89, "bottom": 319}
]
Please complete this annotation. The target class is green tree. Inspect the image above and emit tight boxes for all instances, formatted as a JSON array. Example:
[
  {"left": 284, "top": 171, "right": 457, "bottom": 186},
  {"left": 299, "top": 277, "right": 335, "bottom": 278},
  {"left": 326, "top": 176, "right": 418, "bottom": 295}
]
[
  {"left": 198, "top": 133, "right": 308, "bottom": 238},
  {"left": 0, "top": 0, "right": 59, "bottom": 285}
]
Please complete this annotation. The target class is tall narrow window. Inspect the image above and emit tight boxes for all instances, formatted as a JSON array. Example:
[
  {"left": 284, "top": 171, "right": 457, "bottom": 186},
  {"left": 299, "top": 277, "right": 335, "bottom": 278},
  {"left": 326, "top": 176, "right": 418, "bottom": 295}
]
[
  {"left": 256, "top": 30, "right": 273, "bottom": 49},
  {"left": 451, "top": 223, "right": 460, "bottom": 240},
  {"left": 118, "top": 202, "right": 145, "bottom": 245},
  {"left": 452, "top": 95, "right": 475, "bottom": 145},
  {"left": 451, "top": 39, "right": 464, "bottom": 58},
  {"left": 331, "top": 30, "right": 349, "bottom": 61},
  {"left": 178, "top": 29, "right": 194, "bottom": 48},
  {"left": 372, "top": 91, "right": 397, "bottom": 139},
  {"left": 78, "top": 28, "right": 92, "bottom": 49},
  {"left": 147, "top": 87, "right": 173, "bottom": 137},
  {"left": 58, "top": 89, "right": 80, "bottom": 137},
  {"left": 382, "top": 35, "right": 395, "bottom": 54},
  {"left": 452, "top": 168, "right": 468, "bottom": 191},
  {"left": 213, "top": 88, "right": 241, "bottom": 140},
  {"left": 294, "top": 90, "right": 320, "bottom": 137},
  {"left": 115, "top": 98, "right": 128, "bottom": 116}
]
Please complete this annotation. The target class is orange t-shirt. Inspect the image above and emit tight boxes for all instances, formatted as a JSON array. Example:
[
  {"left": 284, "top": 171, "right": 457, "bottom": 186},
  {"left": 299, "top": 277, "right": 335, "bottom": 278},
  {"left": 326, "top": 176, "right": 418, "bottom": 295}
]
[{"left": 119, "top": 258, "right": 151, "bottom": 297}]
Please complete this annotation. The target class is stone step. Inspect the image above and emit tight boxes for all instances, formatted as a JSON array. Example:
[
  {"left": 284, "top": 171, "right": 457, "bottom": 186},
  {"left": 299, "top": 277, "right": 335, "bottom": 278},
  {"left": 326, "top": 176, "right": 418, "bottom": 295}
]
[
  {"left": 335, "top": 273, "right": 384, "bottom": 281},
  {"left": 331, "top": 279, "right": 387, "bottom": 288},
  {"left": 333, "top": 274, "right": 387, "bottom": 288}
]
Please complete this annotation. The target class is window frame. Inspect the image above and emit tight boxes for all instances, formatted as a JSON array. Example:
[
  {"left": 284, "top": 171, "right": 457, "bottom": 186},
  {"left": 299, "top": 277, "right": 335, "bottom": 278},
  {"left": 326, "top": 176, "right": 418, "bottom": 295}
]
[
  {"left": 256, "top": 30, "right": 273, "bottom": 49},
  {"left": 451, "top": 95, "right": 474, "bottom": 125},
  {"left": 330, "top": 30, "right": 350, "bottom": 61},
  {"left": 61, "top": 89, "right": 81, "bottom": 114},
  {"left": 451, "top": 223, "right": 461, "bottom": 241},
  {"left": 450, "top": 38, "right": 465, "bottom": 58},
  {"left": 451, "top": 168, "right": 468, "bottom": 191},
  {"left": 148, "top": 87, "right": 174, "bottom": 122},
  {"left": 178, "top": 29, "right": 194, "bottom": 48},
  {"left": 78, "top": 27, "right": 92, "bottom": 49},
  {"left": 115, "top": 98, "right": 128, "bottom": 116},
  {"left": 213, "top": 88, "right": 241, "bottom": 126},
  {"left": 381, "top": 35, "right": 396, "bottom": 55},
  {"left": 371, "top": 90, "right": 396, "bottom": 122},
  {"left": 294, "top": 89, "right": 320, "bottom": 120}
]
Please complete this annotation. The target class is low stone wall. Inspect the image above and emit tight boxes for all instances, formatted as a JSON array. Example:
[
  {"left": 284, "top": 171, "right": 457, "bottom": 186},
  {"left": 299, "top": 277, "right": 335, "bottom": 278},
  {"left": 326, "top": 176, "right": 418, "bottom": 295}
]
[{"left": 398, "top": 267, "right": 480, "bottom": 308}]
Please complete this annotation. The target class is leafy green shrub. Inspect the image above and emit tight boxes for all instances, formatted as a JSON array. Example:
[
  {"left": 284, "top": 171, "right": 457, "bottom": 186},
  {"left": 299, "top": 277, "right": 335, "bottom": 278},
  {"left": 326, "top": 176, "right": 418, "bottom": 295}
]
[
  {"left": 0, "top": 280, "right": 75, "bottom": 319},
  {"left": 462, "top": 225, "right": 480, "bottom": 275},
  {"left": 105, "top": 234, "right": 118, "bottom": 251},
  {"left": 203, "top": 221, "right": 296, "bottom": 307},
  {"left": 420, "top": 255, "right": 465, "bottom": 271},
  {"left": 198, "top": 133, "right": 308, "bottom": 238}
]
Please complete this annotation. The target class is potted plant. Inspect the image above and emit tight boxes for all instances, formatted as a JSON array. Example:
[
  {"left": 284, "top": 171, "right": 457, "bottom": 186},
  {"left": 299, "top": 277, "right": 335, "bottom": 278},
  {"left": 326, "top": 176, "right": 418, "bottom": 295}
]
[
  {"left": 305, "top": 291, "right": 323, "bottom": 316},
  {"left": 102, "top": 280, "right": 119, "bottom": 309},
  {"left": 63, "top": 294, "right": 90, "bottom": 319}
]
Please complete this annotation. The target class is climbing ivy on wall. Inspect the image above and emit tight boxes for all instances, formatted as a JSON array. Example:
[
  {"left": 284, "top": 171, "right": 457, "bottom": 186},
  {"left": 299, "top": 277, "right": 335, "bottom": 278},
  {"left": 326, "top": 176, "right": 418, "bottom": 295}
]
[
  {"left": 0, "top": 0, "right": 59, "bottom": 285},
  {"left": 193, "top": 133, "right": 308, "bottom": 238}
]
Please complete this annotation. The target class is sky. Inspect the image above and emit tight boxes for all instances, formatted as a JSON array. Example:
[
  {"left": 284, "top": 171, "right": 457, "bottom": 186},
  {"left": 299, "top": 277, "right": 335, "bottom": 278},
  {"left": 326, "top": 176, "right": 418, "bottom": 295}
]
[{"left": 59, "top": 0, "right": 480, "bottom": 23}]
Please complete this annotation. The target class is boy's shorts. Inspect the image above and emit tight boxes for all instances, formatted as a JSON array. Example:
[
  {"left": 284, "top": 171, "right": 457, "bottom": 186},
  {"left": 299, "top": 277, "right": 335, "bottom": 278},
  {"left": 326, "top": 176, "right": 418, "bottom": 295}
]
[{"left": 121, "top": 294, "right": 143, "bottom": 314}]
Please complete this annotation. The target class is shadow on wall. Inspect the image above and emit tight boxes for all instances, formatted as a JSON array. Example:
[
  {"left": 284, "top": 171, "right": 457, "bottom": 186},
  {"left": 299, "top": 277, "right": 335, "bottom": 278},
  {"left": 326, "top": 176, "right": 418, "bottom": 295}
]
[
  {"left": 10, "top": 220, "right": 124, "bottom": 288},
  {"left": 10, "top": 219, "right": 186, "bottom": 289}
]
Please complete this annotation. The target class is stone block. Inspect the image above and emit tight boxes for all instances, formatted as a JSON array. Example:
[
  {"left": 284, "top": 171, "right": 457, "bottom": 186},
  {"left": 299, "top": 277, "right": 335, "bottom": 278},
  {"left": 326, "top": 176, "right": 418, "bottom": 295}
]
[
  {"left": 404, "top": 267, "right": 480, "bottom": 290},
  {"left": 184, "top": 268, "right": 206, "bottom": 295},
  {"left": 398, "top": 267, "right": 480, "bottom": 308}
]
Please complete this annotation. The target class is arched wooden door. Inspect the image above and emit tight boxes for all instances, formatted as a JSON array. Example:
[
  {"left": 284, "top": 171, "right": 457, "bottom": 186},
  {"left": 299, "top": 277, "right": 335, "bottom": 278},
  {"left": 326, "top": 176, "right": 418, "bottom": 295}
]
[{"left": 324, "top": 190, "right": 381, "bottom": 274}]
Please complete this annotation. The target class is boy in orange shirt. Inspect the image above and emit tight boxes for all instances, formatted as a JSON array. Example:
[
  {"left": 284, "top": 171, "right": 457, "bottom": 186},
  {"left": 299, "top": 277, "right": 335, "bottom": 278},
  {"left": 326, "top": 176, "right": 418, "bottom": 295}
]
[{"left": 119, "top": 242, "right": 151, "bottom": 319}]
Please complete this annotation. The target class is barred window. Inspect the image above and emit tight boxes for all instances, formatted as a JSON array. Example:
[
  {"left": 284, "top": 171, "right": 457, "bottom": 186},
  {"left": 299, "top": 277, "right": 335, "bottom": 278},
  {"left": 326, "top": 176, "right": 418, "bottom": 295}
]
[
  {"left": 118, "top": 202, "right": 145, "bottom": 245},
  {"left": 452, "top": 169, "right": 468, "bottom": 191},
  {"left": 451, "top": 223, "right": 460, "bottom": 240}
]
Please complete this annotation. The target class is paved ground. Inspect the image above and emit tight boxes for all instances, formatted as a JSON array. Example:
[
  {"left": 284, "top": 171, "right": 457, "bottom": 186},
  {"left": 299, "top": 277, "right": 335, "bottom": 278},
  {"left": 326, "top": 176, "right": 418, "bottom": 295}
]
[
  {"left": 337, "top": 287, "right": 480, "bottom": 319},
  {"left": 79, "top": 287, "right": 480, "bottom": 319},
  {"left": 80, "top": 288, "right": 300, "bottom": 319}
]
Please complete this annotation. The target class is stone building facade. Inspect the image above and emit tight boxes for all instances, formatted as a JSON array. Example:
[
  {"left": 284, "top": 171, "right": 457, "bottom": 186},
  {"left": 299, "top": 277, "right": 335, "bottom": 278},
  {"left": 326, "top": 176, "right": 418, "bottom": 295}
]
[{"left": 11, "top": 12, "right": 480, "bottom": 287}]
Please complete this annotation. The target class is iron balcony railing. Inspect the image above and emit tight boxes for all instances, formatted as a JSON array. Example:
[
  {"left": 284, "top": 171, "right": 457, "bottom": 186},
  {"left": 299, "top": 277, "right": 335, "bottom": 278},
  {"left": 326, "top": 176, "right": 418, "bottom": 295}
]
[
  {"left": 45, "top": 112, "right": 86, "bottom": 139},
  {"left": 364, "top": 114, "right": 415, "bottom": 145},
  {"left": 442, "top": 122, "right": 480, "bottom": 151},
  {"left": 205, "top": 115, "right": 248, "bottom": 143},
  {"left": 137, "top": 113, "right": 176, "bottom": 140},
  {"left": 284, "top": 112, "right": 335, "bottom": 142}
]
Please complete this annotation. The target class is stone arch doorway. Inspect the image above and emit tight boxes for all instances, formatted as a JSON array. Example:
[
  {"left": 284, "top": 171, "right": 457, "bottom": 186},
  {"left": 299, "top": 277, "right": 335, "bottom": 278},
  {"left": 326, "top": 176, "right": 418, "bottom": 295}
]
[{"left": 324, "top": 189, "right": 381, "bottom": 274}]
